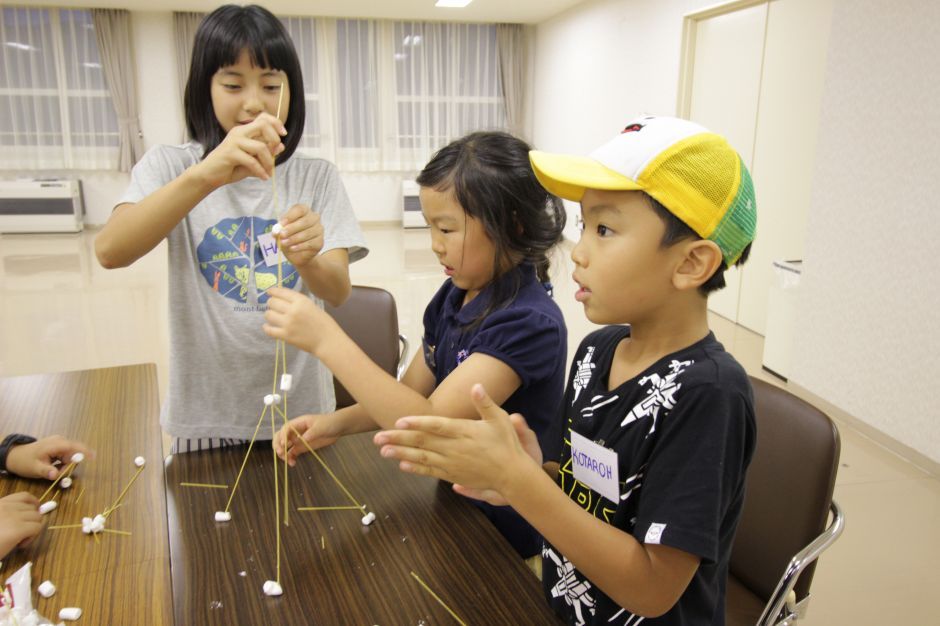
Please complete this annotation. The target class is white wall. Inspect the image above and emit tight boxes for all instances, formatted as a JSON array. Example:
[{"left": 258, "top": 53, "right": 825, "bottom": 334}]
[
  {"left": 532, "top": 0, "right": 711, "bottom": 241},
  {"left": 790, "top": 0, "right": 940, "bottom": 463}
]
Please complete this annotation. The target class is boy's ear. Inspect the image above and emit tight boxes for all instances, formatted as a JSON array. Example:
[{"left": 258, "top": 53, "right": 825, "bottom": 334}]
[{"left": 673, "top": 240, "right": 723, "bottom": 291}]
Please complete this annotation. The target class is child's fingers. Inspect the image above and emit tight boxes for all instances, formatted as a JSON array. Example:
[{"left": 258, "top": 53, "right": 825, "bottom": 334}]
[{"left": 470, "top": 383, "right": 507, "bottom": 423}]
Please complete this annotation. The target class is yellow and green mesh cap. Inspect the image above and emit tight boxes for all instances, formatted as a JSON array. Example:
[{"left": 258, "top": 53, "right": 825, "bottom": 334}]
[{"left": 530, "top": 115, "right": 757, "bottom": 266}]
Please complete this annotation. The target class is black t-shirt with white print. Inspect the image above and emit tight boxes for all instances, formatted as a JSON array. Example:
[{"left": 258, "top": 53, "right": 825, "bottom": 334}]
[{"left": 542, "top": 326, "right": 756, "bottom": 626}]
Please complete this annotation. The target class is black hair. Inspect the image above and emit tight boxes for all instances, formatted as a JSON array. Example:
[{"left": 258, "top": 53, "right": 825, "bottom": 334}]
[
  {"left": 416, "top": 131, "right": 566, "bottom": 326},
  {"left": 646, "top": 194, "right": 751, "bottom": 295},
  {"left": 184, "top": 4, "right": 305, "bottom": 164}
]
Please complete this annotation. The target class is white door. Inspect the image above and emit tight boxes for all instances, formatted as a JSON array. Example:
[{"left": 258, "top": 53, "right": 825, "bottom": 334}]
[
  {"left": 685, "top": 2, "right": 768, "bottom": 323},
  {"left": 681, "top": 0, "right": 834, "bottom": 334}
]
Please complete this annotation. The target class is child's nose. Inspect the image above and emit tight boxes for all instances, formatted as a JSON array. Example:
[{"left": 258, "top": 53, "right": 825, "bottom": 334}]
[
  {"left": 242, "top": 87, "right": 265, "bottom": 115},
  {"left": 570, "top": 238, "right": 586, "bottom": 267}
]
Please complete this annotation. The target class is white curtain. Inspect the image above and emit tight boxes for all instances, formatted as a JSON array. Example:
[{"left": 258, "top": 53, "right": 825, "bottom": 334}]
[
  {"left": 284, "top": 18, "right": 508, "bottom": 173},
  {"left": 92, "top": 8, "right": 144, "bottom": 172},
  {"left": 0, "top": 7, "right": 118, "bottom": 170},
  {"left": 496, "top": 23, "right": 529, "bottom": 140},
  {"left": 173, "top": 12, "right": 204, "bottom": 142}
]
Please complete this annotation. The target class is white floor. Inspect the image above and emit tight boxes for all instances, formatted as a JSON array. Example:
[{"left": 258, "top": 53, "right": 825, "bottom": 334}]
[{"left": 1, "top": 224, "right": 937, "bottom": 625}]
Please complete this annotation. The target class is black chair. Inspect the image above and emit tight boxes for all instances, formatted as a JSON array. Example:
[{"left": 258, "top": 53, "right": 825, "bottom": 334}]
[
  {"left": 324, "top": 285, "right": 408, "bottom": 409},
  {"left": 726, "top": 377, "right": 845, "bottom": 625}
]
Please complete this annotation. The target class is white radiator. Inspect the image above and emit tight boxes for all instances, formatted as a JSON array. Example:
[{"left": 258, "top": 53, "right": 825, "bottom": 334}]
[
  {"left": 0, "top": 179, "right": 84, "bottom": 233},
  {"left": 401, "top": 179, "right": 427, "bottom": 229}
]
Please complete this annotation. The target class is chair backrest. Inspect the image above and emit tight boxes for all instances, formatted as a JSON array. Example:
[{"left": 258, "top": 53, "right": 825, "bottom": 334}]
[
  {"left": 729, "top": 377, "right": 841, "bottom": 603},
  {"left": 324, "top": 285, "right": 401, "bottom": 409}
]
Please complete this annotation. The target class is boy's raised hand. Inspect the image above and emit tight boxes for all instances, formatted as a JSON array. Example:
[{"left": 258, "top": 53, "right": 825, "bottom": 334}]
[
  {"left": 273, "top": 415, "right": 340, "bottom": 466},
  {"left": 274, "top": 204, "right": 324, "bottom": 269},
  {"left": 373, "top": 384, "right": 543, "bottom": 505},
  {"left": 5, "top": 435, "right": 93, "bottom": 481},
  {"left": 0, "top": 492, "right": 43, "bottom": 558},
  {"left": 263, "top": 286, "right": 341, "bottom": 354},
  {"left": 197, "top": 112, "right": 287, "bottom": 188}
]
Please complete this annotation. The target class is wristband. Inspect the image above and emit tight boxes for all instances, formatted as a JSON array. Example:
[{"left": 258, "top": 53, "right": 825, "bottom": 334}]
[{"left": 0, "top": 434, "right": 37, "bottom": 476}]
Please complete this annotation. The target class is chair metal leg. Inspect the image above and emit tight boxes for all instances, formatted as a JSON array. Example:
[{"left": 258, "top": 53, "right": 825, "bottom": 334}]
[{"left": 758, "top": 500, "right": 845, "bottom": 626}]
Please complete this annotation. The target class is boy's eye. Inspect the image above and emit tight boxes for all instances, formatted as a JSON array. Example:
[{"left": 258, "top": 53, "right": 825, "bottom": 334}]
[
  {"left": 264, "top": 85, "right": 282, "bottom": 92},
  {"left": 596, "top": 224, "right": 612, "bottom": 236},
  {"left": 223, "top": 84, "right": 241, "bottom": 90}
]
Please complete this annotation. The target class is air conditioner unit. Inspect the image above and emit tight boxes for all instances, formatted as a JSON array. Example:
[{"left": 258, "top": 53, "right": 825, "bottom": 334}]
[
  {"left": 0, "top": 179, "right": 84, "bottom": 234},
  {"left": 401, "top": 179, "right": 426, "bottom": 229}
]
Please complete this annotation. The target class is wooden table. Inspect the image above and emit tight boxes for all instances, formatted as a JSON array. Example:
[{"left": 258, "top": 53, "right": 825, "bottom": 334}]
[
  {"left": 165, "top": 431, "right": 562, "bottom": 625},
  {"left": 0, "top": 364, "right": 171, "bottom": 624}
]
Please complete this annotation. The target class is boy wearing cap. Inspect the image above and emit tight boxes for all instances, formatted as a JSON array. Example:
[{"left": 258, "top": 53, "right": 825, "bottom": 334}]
[{"left": 374, "top": 115, "right": 757, "bottom": 625}]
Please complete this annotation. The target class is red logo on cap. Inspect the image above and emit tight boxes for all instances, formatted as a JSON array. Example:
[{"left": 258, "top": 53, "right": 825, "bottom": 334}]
[{"left": 622, "top": 123, "right": 644, "bottom": 133}]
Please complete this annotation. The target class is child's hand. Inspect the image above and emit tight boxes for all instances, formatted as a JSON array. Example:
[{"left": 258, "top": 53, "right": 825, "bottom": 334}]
[
  {"left": 372, "top": 384, "right": 542, "bottom": 503},
  {"left": 5, "top": 436, "right": 93, "bottom": 480},
  {"left": 275, "top": 204, "right": 324, "bottom": 269},
  {"left": 263, "top": 286, "right": 341, "bottom": 353},
  {"left": 452, "top": 412, "right": 543, "bottom": 506},
  {"left": 0, "top": 492, "right": 43, "bottom": 558},
  {"left": 273, "top": 415, "right": 340, "bottom": 466},
  {"left": 196, "top": 112, "right": 287, "bottom": 188}
]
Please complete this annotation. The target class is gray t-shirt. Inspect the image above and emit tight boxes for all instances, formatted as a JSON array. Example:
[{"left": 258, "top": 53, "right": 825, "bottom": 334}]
[{"left": 119, "top": 143, "right": 368, "bottom": 439}]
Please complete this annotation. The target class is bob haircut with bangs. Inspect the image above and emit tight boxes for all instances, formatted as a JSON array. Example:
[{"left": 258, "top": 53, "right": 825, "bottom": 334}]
[{"left": 184, "top": 4, "right": 305, "bottom": 164}]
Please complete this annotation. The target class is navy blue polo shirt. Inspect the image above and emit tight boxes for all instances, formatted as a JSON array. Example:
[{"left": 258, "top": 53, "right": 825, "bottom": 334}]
[{"left": 422, "top": 264, "right": 568, "bottom": 557}]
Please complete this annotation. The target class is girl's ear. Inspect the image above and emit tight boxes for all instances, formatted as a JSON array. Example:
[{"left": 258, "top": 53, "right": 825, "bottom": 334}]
[{"left": 672, "top": 240, "right": 723, "bottom": 291}]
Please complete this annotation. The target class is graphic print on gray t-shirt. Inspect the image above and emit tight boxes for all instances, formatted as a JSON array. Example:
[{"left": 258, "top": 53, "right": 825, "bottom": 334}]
[{"left": 196, "top": 216, "right": 299, "bottom": 305}]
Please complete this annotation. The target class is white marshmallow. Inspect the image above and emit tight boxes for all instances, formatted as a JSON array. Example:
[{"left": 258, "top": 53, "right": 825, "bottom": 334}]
[
  {"left": 39, "top": 501, "right": 58, "bottom": 515},
  {"left": 81, "top": 516, "right": 93, "bottom": 534},
  {"left": 60, "top": 476, "right": 73, "bottom": 489},
  {"left": 38, "top": 580, "right": 56, "bottom": 598},
  {"left": 134, "top": 456, "right": 146, "bottom": 467},
  {"left": 361, "top": 511, "right": 376, "bottom": 526},
  {"left": 272, "top": 393, "right": 282, "bottom": 405},
  {"left": 214, "top": 511, "right": 232, "bottom": 522},
  {"left": 264, "top": 394, "right": 274, "bottom": 406},
  {"left": 70, "top": 452, "right": 85, "bottom": 464},
  {"left": 271, "top": 222, "right": 283, "bottom": 236},
  {"left": 59, "top": 607, "right": 82, "bottom": 621},
  {"left": 262, "top": 580, "right": 283, "bottom": 596},
  {"left": 280, "top": 374, "right": 292, "bottom": 391}
]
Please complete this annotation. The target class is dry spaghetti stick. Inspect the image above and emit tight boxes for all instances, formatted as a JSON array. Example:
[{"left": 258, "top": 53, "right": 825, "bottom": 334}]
[
  {"left": 321, "top": 536, "right": 325, "bottom": 550},
  {"left": 47, "top": 524, "right": 84, "bottom": 530},
  {"left": 222, "top": 404, "right": 270, "bottom": 513},
  {"left": 297, "top": 506, "right": 361, "bottom": 511},
  {"left": 410, "top": 571, "right": 467, "bottom": 626},
  {"left": 38, "top": 461, "right": 75, "bottom": 502},
  {"left": 74, "top": 486, "right": 85, "bottom": 505},
  {"left": 103, "top": 529, "right": 132, "bottom": 537},
  {"left": 287, "top": 423, "right": 366, "bottom": 512},
  {"left": 103, "top": 464, "right": 145, "bottom": 519},
  {"left": 179, "top": 482, "right": 229, "bottom": 489},
  {"left": 271, "top": 402, "right": 282, "bottom": 584}
]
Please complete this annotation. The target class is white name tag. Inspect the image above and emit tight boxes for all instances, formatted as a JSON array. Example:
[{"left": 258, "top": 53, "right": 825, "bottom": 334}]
[
  {"left": 257, "top": 232, "right": 281, "bottom": 267},
  {"left": 570, "top": 430, "right": 620, "bottom": 502}
]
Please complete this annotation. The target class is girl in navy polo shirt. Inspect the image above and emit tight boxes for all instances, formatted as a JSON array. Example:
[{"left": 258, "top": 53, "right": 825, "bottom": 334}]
[{"left": 264, "top": 131, "right": 568, "bottom": 557}]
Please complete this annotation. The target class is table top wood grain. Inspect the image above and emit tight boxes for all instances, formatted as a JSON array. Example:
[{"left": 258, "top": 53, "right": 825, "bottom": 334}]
[
  {"left": 0, "top": 364, "right": 171, "bottom": 625},
  {"left": 165, "top": 430, "right": 562, "bottom": 625}
]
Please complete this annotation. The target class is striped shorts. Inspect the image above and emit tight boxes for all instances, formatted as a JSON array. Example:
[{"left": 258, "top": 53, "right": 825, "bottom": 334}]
[{"left": 169, "top": 437, "right": 269, "bottom": 454}]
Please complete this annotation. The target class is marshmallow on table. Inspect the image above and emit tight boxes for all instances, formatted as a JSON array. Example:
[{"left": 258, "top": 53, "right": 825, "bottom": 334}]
[
  {"left": 214, "top": 511, "right": 232, "bottom": 522},
  {"left": 280, "top": 374, "right": 292, "bottom": 391},
  {"left": 59, "top": 607, "right": 82, "bottom": 621},
  {"left": 38, "top": 580, "right": 56, "bottom": 598},
  {"left": 60, "top": 476, "right": 73, "bottom": 489},
  {"left": 82, "top": 514, "right": 106, "bottom": 534},
  {"left": 39, "top": 501, "right": 58, "bottom": 515},
  {"left": 361, "top": 511, "right": 376, "bottom": 526},
  {"left": 70, "top": 452, "right": 85, "bottom": 464},
  {"left": 262, "top": 580, "right": 283, "bottom": 596},
  {"left": 134, "top": 456, "right": 146, "bottom": 467}
]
